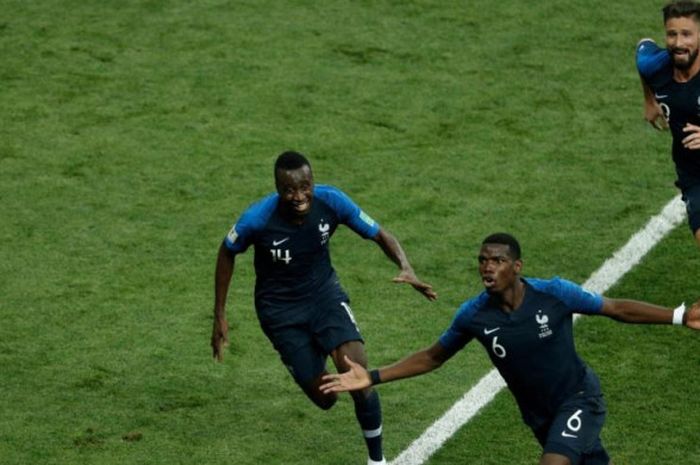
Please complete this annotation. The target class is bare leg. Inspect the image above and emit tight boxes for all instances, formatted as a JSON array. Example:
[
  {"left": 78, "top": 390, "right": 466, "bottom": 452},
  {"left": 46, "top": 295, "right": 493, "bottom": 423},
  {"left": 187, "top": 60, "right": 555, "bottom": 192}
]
[
  {"left": 331, "top": 341, "right": 384, "bottom": 463},
  {"left": 540, "top": 453, "right": 571, "bottom": 465}
]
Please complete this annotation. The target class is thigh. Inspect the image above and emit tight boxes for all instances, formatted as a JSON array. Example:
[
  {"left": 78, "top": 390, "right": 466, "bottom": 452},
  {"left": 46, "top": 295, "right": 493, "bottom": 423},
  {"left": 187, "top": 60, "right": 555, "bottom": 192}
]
[
  {"left": 542, "top": 395, "right": 609, "bottom": 465},
  {"left": 311, "top": 290, "right": 364, "bottom": 355},
  {"left": 259, "top": 310, "right": 327, "bottom": 387}
]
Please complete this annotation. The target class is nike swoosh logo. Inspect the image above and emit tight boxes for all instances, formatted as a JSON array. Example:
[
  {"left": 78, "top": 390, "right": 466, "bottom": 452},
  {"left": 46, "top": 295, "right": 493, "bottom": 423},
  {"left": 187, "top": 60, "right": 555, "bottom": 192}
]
[
  {"left": 483, "top": 327, "right": 500, "bottom": 335},
  {"left": 272, "top": 238, "right": 289, "bottom": 246},
  {"left": 655, "top": 93, "right": 668, "bottom": 99},
  {"left": 561, "top": 431, "right": 578, "bottom": 438}
]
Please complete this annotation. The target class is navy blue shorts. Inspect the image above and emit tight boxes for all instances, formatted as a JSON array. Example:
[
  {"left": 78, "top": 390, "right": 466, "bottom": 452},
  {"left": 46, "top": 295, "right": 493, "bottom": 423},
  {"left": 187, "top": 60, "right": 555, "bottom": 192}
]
[
  {"left": 534, "top": 393, "right": 610, "bottom": 465},
  {"left": 256, "top": 286, "right": 363, "bottom": 386},
  {"left": 681, "top": 183, "right": 700, "bottom": 234}
]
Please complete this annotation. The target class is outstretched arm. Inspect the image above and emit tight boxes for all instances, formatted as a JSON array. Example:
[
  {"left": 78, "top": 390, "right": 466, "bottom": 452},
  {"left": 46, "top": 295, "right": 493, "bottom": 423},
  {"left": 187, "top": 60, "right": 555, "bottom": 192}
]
[
  {"left": 600, "top": 298, "right": 700, "bottom": 330},
  {"left": 372, "top": 228, "right": 437, "bottom": 301},
  {"left": 212, "top": 242, "right": 236, "bottom": 361},
  {"left": 320, "top": 342, "right": 452, "bottom": 393}
]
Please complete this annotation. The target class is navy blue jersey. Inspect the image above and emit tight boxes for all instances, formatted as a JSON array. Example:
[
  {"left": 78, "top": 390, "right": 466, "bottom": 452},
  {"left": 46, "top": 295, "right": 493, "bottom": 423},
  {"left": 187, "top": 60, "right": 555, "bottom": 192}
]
[
  {"left": 637, "top": 39, "right": 700, "bottom": 187},
  {"left": 439, "top": 278, "right": 604, "bottom": 428},
  {"left": 223, "top": 185, "right": 380, "bottom": 303}
]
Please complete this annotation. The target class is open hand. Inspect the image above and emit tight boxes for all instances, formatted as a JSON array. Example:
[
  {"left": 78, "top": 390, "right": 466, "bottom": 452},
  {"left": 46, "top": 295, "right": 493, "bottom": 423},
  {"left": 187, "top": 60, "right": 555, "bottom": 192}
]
[
  {"left": 393, "top": 270, "right": 438, "bottom": 301},
  {"left": 320, "top": 355, "right": 372, "bottom": 393}
]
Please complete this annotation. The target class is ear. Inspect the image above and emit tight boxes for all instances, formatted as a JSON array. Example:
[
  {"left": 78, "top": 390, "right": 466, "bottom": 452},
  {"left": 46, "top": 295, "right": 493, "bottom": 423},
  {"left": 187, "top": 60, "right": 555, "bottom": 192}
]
[{"left": 513, "top": 259, "right": 523, "bottom": 274}]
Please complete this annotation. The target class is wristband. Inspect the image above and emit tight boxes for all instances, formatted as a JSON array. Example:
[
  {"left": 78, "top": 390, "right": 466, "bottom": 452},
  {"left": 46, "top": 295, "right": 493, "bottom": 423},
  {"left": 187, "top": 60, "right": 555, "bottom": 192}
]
[
  {"left": 369, "top": 369, "right": 382, "bottom": 386},
  {"left": 672, "top": 303, "right": 686, "bottom": 326}
]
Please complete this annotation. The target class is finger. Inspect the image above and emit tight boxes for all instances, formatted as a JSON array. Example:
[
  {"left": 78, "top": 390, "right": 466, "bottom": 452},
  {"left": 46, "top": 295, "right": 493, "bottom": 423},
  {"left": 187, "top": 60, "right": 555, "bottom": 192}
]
[
  {"left": 320, "top": 378, "right": 347, "bottom": 393},
  {"left": 213, "top": 339, "right": 225, "bottom": 361},
  {"left": 320, "top": 384, "right": 341, "bottom": 394},
  {"left": 322, "top": 373, "right": 340, "bottom": 382},
  {"left": 414, "top": 282, "right": 437, "bottom": 298}
]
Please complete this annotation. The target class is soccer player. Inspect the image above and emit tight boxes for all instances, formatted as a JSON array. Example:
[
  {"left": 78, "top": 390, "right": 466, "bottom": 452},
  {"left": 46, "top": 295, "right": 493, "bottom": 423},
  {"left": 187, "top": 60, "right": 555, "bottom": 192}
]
[
  {"left": 636, "top": 0, "right": 700, "bottom": 247},
  {"left": 321, "top": 233, "right": 700, "bottom": 465},
  {"left": 212, "top": 150, "right": 436, "bottom": 465}
]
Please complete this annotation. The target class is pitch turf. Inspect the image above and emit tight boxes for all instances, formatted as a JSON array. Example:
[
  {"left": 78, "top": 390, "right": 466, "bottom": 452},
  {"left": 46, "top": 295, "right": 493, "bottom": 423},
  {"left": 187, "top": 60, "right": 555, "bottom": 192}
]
[{"left": 1, "top": 1, "right": 698, "bottom": 464}]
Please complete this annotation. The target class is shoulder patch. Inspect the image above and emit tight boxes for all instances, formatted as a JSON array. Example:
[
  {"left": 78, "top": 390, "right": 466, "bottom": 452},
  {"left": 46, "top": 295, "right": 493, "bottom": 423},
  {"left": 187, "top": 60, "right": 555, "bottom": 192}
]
[
  {"left": 226, "top": 224, "right": 238, "bottom": 244},
  {"left": 359, "top": 210, "right": 376, "bottom": 227}
]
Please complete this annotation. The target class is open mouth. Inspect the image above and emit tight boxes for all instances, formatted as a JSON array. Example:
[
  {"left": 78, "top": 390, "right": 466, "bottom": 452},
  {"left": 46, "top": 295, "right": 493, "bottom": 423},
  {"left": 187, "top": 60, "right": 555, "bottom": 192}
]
[
  {"left": 482, "top": 276, "right": 496, "bottom": 288},
  {"left": 292, "top": 201, "right": 310, "bottom": 213}
]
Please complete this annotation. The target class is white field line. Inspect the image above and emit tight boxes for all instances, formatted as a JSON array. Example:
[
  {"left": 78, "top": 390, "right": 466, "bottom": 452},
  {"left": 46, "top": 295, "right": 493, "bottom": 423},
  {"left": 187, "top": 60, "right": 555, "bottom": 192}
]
[{"left": 389, "top": 195, "right": 686, "bottom": 465}]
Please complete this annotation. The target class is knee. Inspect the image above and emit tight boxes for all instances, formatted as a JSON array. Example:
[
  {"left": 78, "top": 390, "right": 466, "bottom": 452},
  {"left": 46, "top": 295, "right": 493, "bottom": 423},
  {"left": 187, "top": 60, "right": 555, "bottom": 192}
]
[{"left": 313, "top": 391, "right": 338, "bottom": 410}]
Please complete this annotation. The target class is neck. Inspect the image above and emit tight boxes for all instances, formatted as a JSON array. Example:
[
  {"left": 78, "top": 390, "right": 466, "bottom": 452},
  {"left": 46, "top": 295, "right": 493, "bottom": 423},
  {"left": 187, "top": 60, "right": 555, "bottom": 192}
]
[
  {"left": 674, "top": 60, "right": 700, "bottom": 82},
  {"left": 495, "top": 278, "right": 525, "bottom": 313},
  {"left": 278, "top": 207, "right": 306, "bottom": 225}
]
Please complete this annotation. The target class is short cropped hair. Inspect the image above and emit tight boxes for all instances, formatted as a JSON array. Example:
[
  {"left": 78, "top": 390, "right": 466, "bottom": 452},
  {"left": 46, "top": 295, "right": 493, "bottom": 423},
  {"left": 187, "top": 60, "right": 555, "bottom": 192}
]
[
  {"left": 274, "top": 151, "right": 311, "bottom": 175},
  {"left": 482, "top": 233, "right": 521, "bottom": 260},
  {"left": 663, "top": 0, "right": 700, "bottom": 23}
]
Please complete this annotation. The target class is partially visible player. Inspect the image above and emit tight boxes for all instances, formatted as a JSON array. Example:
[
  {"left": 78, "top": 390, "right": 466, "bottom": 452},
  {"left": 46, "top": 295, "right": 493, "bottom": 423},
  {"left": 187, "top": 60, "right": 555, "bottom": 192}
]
[
  {"left": 637, "top": 0, "right": 700, "bottom": 247},
  {"left": 321, "top": 233, "right": 700, "bottom": 465},
  {"left": 212, "top": 151, "right": 436, "bottom": 465}
]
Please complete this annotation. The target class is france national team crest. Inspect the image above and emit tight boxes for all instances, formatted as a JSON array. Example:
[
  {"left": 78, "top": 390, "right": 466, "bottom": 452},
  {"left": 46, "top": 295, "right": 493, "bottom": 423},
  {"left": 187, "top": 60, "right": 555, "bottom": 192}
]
[
  {"left": 319, "top": 220, "right": 330, "bottom": 245},
  {"left": 535, "top": 310, "right": 553, "bottom": 339},
  {"left": 227, "top": 224, "right": 238, "bottom": 244}
]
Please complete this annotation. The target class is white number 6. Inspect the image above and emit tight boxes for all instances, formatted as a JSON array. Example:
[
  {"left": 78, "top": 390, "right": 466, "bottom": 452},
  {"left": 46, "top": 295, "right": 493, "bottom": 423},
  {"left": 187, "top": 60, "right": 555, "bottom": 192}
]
[
  {"left": 567, "top": 409, "right": 583, "bottom": 432},
  {"left": 491, "top": 336, "right": 506, "bottom": 359}
]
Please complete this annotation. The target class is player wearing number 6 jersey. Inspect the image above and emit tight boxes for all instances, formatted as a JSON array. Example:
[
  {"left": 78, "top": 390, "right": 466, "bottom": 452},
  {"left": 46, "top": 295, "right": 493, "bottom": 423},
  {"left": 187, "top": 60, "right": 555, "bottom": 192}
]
[
  {"left": 212, "top": 151, "right": 436, "bottom": 465},
  {"left": 321, "top": 233, "right": 700, "bottom": 465}
]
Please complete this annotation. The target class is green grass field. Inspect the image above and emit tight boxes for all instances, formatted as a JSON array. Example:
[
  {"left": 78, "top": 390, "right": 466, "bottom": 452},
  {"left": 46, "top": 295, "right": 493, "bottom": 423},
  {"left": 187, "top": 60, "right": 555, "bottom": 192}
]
[{"left": 2, "top": 1, "right": 699, "bottom": 464}]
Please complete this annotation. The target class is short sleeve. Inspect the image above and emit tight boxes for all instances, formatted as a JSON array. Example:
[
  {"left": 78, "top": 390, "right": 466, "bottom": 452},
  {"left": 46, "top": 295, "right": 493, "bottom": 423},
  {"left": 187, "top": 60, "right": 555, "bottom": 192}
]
[
  {"left": 223, "top": 194, "right": 277, "bottom": 254},
  {"left": 438, "top": 294, "right": 485, "bottom": 356},
  {"left": 636, "top": 39, "right": 670, "bottom": 80},
  {"left": 315, "top": 185, "right": 381, "bottom": 239},
  {"left": 528, "top": 277, "right": 604, "bottom": 315}
]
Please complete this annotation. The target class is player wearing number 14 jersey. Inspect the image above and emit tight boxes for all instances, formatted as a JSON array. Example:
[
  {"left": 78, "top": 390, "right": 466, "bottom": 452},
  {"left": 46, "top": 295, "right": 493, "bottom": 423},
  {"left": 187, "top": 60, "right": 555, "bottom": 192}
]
[
  {"left": 321, "top": 233, "right": 700, "bottom": 465},
  {"left": 211, "top": 151, "right": 436, "bottom": 465}
]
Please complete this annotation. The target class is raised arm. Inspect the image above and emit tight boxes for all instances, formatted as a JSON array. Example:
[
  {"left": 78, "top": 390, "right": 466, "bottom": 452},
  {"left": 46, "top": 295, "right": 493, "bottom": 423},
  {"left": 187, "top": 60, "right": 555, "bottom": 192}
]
[
  {"left": 600, "top": 298, "right": 700, "bottom": 330},
  {"left": 320, "top": 342, "right": 452, "bottom": 393},
  {"left": 372, "top": 227, "right": 437, "bottom": 301},
  {"left": 212, "top": 242, "right": 236, "bottom": 361}
]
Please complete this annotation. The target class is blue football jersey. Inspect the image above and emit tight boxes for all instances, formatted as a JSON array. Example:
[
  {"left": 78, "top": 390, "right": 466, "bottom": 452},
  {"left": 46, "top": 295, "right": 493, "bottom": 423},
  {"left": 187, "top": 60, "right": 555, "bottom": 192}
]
[
  {"left": 223, "top": 185, "right": 380, "bottom": 302},
  {"left": 439, "top": 278, "right": 604, "bottom": 428},
  {"left": 636, "top": 39, "right": 700, "bottom": 186}
]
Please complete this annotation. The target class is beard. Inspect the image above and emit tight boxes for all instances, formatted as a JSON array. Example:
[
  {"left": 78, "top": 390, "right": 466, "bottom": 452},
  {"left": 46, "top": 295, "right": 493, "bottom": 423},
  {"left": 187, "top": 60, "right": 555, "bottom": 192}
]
[{"left": 670, "top": 47, "right": 700, "bottom": 70}]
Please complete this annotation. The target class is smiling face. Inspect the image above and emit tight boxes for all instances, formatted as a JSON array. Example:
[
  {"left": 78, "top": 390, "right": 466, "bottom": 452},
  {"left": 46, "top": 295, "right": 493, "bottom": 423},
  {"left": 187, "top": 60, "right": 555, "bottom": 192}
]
[
  {"left": 665, "top": 15, "right": 700, "bottom": 72},
  {"left": 478, "top": 243, "right": 522, "bottom": 295},
  {"left": 275, "top": 164, "right": 314, "bottom": 222}
]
